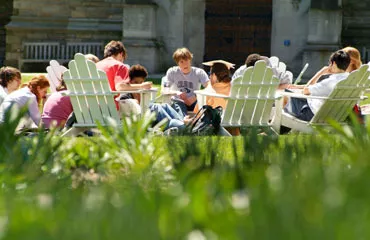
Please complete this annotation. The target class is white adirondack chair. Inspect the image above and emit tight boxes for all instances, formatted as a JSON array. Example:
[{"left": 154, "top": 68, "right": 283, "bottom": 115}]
[
  {"left": 195, "top": 60, "right": 281, "bottom": 136},
  {"left": 274, "top": 64, "right": 370, "bottom": 133},
  {"left": 46, "top": 60, "right": 67, "bottom": 92},
  {"left": 61, "top": 53, "right": 122, "bottom": 137}
]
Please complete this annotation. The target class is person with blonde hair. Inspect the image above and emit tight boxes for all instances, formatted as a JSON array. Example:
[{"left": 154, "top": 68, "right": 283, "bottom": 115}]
[
  {"left": 0, "top": 75, "right": 50, "bottom": 130},
  {"left": 84, "top": 53, "right": 100, "bottom": 63},
  {"left": 342, "top": 46, "right": 362, "bottom": 72},
  {"left": 163, "top": 47, "right": 209, "bottom": 112}
]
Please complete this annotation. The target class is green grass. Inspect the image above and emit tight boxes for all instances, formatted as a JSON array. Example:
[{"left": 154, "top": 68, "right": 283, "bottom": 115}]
[
  {"left": 7, "top": 73, "right": 370, "bottom": 239},
  {"left": 1, "top": 108, "right": 370, "bottom": 239}
]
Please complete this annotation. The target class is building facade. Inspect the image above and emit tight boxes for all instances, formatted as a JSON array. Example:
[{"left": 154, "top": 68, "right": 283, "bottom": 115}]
[{"left": 1, "top": 0, "right": 368, "bottom": 78}]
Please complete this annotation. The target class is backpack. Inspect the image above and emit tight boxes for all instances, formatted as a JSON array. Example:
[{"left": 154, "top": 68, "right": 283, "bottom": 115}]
[{"left": 184, "top": 105, "right": 223, "bottom": 136}]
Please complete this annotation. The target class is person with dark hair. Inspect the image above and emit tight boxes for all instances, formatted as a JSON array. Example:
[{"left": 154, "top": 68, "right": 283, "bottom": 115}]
[
  {"left": 285, "top": 50, "right": 351, "bottom": 121},
  {"left": 0, "top": 66, "right": 22, "bottom": 105},
  {"left": 232, "top": 53, "right": 292, "bottom": 89},
  {"left": 0, "top": 75, "right": 50, "bottom": 131},
  {"left": 41, "top": 79, "right": 73, "bottom": 129},
  {"left": 96, "top": 41, "right": 151, "bottom": 109},
  {"left": 192, "top": 62, "right": 231, "bottom": 112},
  {"left": 118, "top": 64, "right": 150, "bottom": 116}
]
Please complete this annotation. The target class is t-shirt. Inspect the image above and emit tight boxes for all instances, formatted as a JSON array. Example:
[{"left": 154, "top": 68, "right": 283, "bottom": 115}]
[
  {"left": 0, "top": 87, "right": 40, "bottom": 126},
  {"left": 165, "top": 66, "right": 209, "bottom": 99},
  {"left": 308, "top": 72, "right": 349, "bottom": 114},
  {"left": 41, "top": 90, "right": 73, "bottom": 128},
  {"left": 96, "top": 56, "right": 130, "bottom": 109},
  {"left": 0, "top": 85, "right": 8, "bottom": 106},
  {"left": 96, "top": 57, "right": 130, "bottom": 91}
]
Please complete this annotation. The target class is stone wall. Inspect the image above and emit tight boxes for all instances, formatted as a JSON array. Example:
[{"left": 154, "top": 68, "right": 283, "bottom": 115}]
[
  {"left": 342, "top": 0, "right": 370, "bottom": 62},
  {"left": 0, "top": 0, "right": 13, "bottom": 67},
  {"left": 5, "top": 0, "right": 206, "bottom": 73}
]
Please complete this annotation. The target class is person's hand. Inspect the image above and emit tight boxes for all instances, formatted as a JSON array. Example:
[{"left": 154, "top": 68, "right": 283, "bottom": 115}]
[
  {"left": 141, "top": 81, "right": 152, "bottom": 89},
  {"left": 183, "top": 115, "right": 193, "bottom": 124},
  {"left": 179, "top": 93, "right": 197, "bottom": 106}
]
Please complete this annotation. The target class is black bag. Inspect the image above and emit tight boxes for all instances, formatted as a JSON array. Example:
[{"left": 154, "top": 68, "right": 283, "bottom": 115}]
[{"left": 184, "top": 105, "right": 223, "bottom": 136}]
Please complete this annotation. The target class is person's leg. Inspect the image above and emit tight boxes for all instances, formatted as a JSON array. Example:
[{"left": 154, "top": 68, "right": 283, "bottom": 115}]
[
  {"left": 150, "top": 103, "right": 172, "bottom": 123},
  {"left": 171, "top": 99, "right": 187, "bottom": 117},
  {"left": 161, "top": 103, "right": 184, "bottom": 120},
  {"left": 284, "top": 97, "right": 308, "bottom": 117},
  {"left": 284, "top": 97, "right": 314, "bottom": 121}
]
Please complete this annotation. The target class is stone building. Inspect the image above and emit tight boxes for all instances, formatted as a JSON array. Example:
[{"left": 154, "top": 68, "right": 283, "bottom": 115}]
[{"left": 1, "top": 0, "right": 369, "bottom": 78}]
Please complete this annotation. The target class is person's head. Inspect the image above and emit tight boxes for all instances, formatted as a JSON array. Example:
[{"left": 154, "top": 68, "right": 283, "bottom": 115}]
[
  {"left": 210, "top": 62, "right": 231, "bottom": 85},
  {"left": 55, "top": 78, "right": 67, "bottom": 92},
  {"left": 85, "top": 54, "right": 100, "bottom": 63},
  {"left": 342, "top": 46, "right": 362, "bottom": 72},
  {"left": 27, "top": 75, "right": 50, "bottom": 103},
  {"left": 103, "top": 40, "right": 127, "bottom": 61},
  {"left": 0, "top": 66, "right": 21, "bottom": 93},
  {"left": 173, "top": 47, "right": 193, "bottom": 74},
  {"left": 328, "top": 50, "right": 351, "bottom": 72},
  {"left": 245, "top": 53, "right": 264, "bottom": 67},
  {"left": 129, "top": 64, "right": 148, "bottom": 84}
]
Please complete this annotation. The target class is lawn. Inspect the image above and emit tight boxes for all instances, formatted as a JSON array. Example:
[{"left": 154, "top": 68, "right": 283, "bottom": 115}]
[
  {"left": 3, "top": 72, "right": 370, "bottom": 239},
  {"left": 1, "top": 105, "right": 370, "bottom": 239}
]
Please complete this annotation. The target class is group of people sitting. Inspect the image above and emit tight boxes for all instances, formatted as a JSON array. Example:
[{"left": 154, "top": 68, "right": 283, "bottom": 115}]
[{"left": 0, "top": 38, "right": 363, "bottom": 135}]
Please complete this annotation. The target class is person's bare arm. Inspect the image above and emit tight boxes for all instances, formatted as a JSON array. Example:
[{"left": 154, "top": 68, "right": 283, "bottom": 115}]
[
  {"left": 303, "top": 87, "right": 311, "bottom": 95},
  {"left": 115, "top": 81, "right": 152, "bottom": 91},
  {"left": 305, "top": 66, "right": 331, "bottom": 86}
]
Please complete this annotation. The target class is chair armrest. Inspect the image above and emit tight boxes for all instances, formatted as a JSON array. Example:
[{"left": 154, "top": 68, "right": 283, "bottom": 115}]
[
  {"left": 112, "top": 87, "right": 158, "bottom": 94},
  {"left": 280, "top": 91, "right": 329, "bottom": 100},
  {"left": 194, "top": 90, "right": 230, "bottom": 99}
]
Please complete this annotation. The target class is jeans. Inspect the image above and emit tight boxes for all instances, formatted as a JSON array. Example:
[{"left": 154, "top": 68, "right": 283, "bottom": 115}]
[
  {"left": 285, "top": 97, "right": 314, "bottom": 121},
  {"left": 150, "top": 103, "right": 185, "bottom": 130}
]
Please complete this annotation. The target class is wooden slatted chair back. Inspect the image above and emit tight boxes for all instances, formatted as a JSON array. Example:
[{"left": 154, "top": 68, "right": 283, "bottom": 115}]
[
  {"left": 63, "top": 53, "right": 120, "bottom": 127},
  {"left": 312, "top": 64, "right": 370, "bottom": 124},
  {"left": 222, "top": 60, "right": 280, "bottom": 127},
  {"left": 46, "top": 60, "right": 67, "bottom": 92}
]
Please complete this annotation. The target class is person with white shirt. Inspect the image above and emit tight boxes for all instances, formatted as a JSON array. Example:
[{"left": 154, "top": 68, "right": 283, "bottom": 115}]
[
  {"left": 0, "top": 75, "right": 50, "bottom": 131},
  {"left": 0, "top": 66, "right": 22, "bottom": 105},
  {"left": 284, "top": 50, "right": 350, "bottom": 121}
]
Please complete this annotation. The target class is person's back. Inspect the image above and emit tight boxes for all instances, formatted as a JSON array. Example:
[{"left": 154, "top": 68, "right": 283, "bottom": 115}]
[
  {"left": 41, "top": 80, "right": 73, "bottom": 128},
  {"left": 0, "top": 75, "right": 50, "bottom": 130},
  {"left": 96, "top": 41, "right": 129, "bottom": 92},
  {"left": 194, "top": 62, "right": 231, "bottom": 112},
  {"left": 284, "top": 50, "right": 350, "bottom": 121}
]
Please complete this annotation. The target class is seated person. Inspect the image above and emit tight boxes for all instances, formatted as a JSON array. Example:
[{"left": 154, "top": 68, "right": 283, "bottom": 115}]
[
  {"left": 0, "top": 75, "right": 50, "bottom": 132},
  {"left": 41, "top": 79, "right": 73, "bottom": 129},
  {"left": 284, "top": 50, "right": 350, "bottom": 121},
  {"left": 151, "top": 62, "right": 239, "bottom": 135},
  {"left": 118, "top": 64, "right": 150, "bottom": 117},
  {"left": 163, "top": 47, "right": 209, "bottom": 112},
  {"left": 84, "top": 53, "right": 100, "bottom": 63},
  {"left": 232, "top": 53, "right": 292, "bottom": 89},
  {"left": 0, "top": 66, "right": 22, "bottom": 105}
]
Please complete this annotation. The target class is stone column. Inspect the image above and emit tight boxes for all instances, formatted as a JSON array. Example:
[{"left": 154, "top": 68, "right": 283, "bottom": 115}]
[
  {"left": 122, "top": 3, "right": 159, "bottom": 73},
  {"left": 302, "top": 0, "right": 342, "bottom": 80}
]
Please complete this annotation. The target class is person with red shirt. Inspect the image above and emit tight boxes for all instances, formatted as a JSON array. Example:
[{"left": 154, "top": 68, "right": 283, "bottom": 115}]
[{"left": 96, "top": 41, "right": 152, "bottom": 92}]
